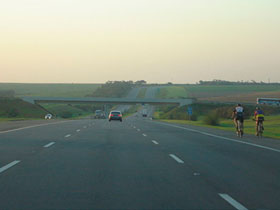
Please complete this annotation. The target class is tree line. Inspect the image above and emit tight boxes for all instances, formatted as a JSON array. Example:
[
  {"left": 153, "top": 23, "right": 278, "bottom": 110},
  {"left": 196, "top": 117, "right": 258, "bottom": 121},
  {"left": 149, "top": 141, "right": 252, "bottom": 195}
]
[{"left": 198, "top": 79, "right": 280, "bottom": 85}]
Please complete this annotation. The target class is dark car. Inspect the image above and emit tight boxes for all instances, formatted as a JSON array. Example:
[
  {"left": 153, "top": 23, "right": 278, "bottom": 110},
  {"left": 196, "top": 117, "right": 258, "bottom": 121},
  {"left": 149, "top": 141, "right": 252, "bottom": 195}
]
[
  {"left": 94, "top": 110, "right": 105, "bottom": 119},
  {"left": 109, "top": 110, "right": 122, "bottom": 122}
]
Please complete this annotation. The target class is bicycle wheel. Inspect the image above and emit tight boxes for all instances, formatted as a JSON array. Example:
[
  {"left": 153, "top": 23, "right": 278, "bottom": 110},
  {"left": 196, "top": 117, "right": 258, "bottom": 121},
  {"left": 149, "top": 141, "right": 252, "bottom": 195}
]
[{"left": 258, "top": 122, "right": 263, "bottom": 138}]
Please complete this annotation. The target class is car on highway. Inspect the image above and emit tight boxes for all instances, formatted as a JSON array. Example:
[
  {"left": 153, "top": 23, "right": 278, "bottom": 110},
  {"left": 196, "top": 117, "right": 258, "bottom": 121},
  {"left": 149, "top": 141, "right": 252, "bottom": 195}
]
[
  {"left": 109, "top": 110, "right": 122, "bottom": 122},
  {"left": 94, "top": 110, "right": 106, "bottom": 119},
  {"left": 45, "top": 114, "right": 52, "bottom": 119},
  {"left": 142, "top": 109, "right": 148, "bottom": 117}
]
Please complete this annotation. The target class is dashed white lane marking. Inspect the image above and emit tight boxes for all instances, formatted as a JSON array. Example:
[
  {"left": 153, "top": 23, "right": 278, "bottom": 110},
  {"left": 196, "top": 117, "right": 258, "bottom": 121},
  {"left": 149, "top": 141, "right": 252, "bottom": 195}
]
[
  {"left": 133, "top": 126, "right": 136, "bottom": 129},
  {"left": 44, "top": 142, "right": 55, "bottom": 148},
  {"left": 154, "top": 121, "right": 280, "bottom": 154},
  {"left": 152, "top": 140, "right": 159, "bottom": 145},
  {"left": 83, "top": 126, "right": 87, "bottom": 129},
  {"left": 137, "top": 129, "right": 141, "bottom": 132},
  {"left": 169, "top": 154, "right": 184, "bottom": 164},
  {"left": 0, "top": 121, "right": 70, "bottom": 134},
  {"left": 143, "top": 134, "right": 147, "bottom": 137},
  {"left": 76, "top": 129, "right": 81, "bottom": 132},
  {"left": 65, "top": 134, "right": 71, "bottom": 138},
  {"left": 219, "top": 194, "right": 248, "bottom": 210},
  {"left": 0, "top": 161, "right": 21, "bottom": 174}
]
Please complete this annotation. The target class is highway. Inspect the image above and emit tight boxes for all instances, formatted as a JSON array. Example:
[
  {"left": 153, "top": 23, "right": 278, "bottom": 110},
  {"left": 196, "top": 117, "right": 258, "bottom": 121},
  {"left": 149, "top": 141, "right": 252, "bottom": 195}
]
[{"left": 0, "top": 116, "right": 280, "bottom": 209}]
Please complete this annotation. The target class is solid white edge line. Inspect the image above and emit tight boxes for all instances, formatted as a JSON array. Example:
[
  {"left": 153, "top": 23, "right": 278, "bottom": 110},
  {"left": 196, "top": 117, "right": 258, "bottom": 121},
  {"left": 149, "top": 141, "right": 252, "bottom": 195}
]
[
  {"left": 169, "top": 154, "right": 184, "bottom": 164},
  {"left": 0, "top": 121, "right": 70, "bottom": 134},
  {"left": 44, "top": 142, "right": 55, "bottom": 148},
  {"left": 219, "top": 194, "right": 248, "bottom": 210},
  {"left": 152, "top": 140, "right": 159, "bottom": 145},
  {"left": 65, "top": 134, "right": 71, "bottom": 138},
  {"left": 0, "top": 160, "right": 21, "bottom": 174},
  {"left": 153, "top": 121, "right": 280, "bottom": 154}
]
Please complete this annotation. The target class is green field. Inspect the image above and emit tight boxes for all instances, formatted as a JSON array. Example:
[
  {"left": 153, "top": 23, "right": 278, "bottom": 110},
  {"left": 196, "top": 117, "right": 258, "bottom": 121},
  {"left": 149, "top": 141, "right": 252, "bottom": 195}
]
[
  {"left": 161, "top": 115, "right": 280, "bottom": 139},
  {"left": 185, "top": 84, "right": 280, "bottom": 94},
  {"left": 154, "top": 84, "right": 280, "bottom": 103},
  {"left": 157, "top": 86, "right": 188, "bottom": 99},
  {"left": 0, "top": 83, "right": 101, "bottom": 97},
  {"left": 184, "top": 84, "right": 280, "bottom": 98}
]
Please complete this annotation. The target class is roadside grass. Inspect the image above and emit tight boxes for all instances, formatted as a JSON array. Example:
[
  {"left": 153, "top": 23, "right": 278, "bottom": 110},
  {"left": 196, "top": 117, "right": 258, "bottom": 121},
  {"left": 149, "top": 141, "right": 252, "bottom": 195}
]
[
  {"left": 137, "top": 88, "right": 147, "bottom": 98},
  {"left": 42, "top": 104, "right": 92, "bottom": 118},
  {"left": 0, "top": 118, "right": 41, "bottom": 122},
  {"left": 0, "top": 98, "right": 47, "bottom": 120},
  {"left": 160, "top": 115, "right": 280, "bottom": 139},
  {"left": 157, "top": 86, "right": 188, "bottom": 99},
  {"left": 0, "top": 83, "right": 101, "bottom": 97}
]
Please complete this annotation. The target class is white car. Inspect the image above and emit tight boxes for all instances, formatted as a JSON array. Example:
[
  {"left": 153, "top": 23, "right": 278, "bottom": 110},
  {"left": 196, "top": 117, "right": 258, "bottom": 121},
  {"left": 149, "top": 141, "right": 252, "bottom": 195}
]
[{"left": 45, "top": 114, "right": 52, "bottom": 120}]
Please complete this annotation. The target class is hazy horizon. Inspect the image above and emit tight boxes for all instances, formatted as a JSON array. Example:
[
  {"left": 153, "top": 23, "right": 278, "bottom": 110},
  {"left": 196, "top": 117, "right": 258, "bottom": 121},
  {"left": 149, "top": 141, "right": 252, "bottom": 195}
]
[{"left": 1, "top": 0, "right": 280, "bottom": 83}]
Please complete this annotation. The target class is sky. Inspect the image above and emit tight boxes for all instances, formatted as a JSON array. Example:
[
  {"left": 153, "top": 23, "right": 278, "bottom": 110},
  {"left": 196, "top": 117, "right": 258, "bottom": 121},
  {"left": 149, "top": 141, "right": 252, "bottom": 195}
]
[{"left": 1, "top": 0, "right": 280, "bottom": 84}]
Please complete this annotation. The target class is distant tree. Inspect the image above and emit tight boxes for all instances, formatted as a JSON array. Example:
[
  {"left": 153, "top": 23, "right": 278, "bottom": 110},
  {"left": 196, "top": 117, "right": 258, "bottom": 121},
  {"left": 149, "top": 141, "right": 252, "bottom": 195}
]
[
  {"left": 197, "top": 79, "right": 280, "bottom": 86},
  {"left": 135, "top": 80, "right": 147, "bottom": 85}
]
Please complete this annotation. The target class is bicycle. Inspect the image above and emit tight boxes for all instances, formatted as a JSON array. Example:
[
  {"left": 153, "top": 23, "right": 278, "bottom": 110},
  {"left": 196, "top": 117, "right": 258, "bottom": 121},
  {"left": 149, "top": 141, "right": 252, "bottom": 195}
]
[
  {"left": 236, "top": 120, "right": 244, "bottom": 138},
  {"left": 256, "top": 120, "right": 264, "bottom": 138}
]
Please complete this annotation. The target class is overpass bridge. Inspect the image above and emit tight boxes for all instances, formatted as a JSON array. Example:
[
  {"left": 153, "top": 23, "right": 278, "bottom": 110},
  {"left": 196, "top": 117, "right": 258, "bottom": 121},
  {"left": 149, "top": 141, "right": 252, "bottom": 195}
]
[{"left": 22, "top": 97, "right": 194, "bottom": 107}]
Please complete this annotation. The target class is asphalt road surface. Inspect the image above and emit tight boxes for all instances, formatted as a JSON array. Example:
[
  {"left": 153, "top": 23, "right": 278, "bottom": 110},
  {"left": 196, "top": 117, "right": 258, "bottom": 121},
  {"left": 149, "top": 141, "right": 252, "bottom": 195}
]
[{"left": 0, "top": 116, "right": 280, "bottom": 210}]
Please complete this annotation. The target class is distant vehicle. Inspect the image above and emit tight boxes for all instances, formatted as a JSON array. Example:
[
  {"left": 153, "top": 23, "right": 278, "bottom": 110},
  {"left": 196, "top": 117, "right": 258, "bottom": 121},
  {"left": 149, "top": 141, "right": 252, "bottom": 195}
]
[
  {"left": 142, "top": 109, "right": 148, "bottom": 117},
  {"left": 257, "top": 98, "right": 280, "bottom": 106},
  {"left": 94, "top": 110, "right": 105, "bottom": 119},
  {"left": 109, "top": 110, "right": 122, "bottom": 122},
  {"left": 45, "top": 114, "right": 52, "bottom": 120}
]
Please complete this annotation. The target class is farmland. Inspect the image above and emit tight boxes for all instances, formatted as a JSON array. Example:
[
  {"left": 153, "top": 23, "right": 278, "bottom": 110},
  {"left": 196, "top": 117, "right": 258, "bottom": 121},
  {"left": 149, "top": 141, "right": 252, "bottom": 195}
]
[
  {"left": 0, "top": 83, "right": 101, "bottom": 97},
  {"left": 155, "top": 84, "right": 280, "bottom": 103},
  {"left": 156, "top": 86, "right": 188, "bottom": 99}
]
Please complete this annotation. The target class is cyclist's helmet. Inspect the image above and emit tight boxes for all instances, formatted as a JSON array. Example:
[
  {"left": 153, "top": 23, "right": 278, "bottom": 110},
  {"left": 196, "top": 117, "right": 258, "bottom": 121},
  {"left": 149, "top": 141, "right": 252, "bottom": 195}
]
[
  {"left": 237, "top": 103, "right": 241, "bottom": 106},
  {"left": 256, "top": 106, "right": 260, "bottom": 110}
]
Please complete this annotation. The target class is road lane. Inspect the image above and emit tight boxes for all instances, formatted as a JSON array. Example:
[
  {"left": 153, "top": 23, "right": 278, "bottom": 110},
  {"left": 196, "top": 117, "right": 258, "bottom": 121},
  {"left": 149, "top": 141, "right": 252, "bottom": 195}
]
[
  {"left": 0, "top": 118, "right": 233, "bottom": 210},
  {"left": 0, "top": 119, "right": 94, "bottom": 166},
  {"left": 0, "top": 116, "right": 280, "bottom": 209},
  {"left": 129, "top": 117, "right": 280, "bottom": 209},
  {"left": 0, "top": 160, "right": 21, "bottom": 174}
]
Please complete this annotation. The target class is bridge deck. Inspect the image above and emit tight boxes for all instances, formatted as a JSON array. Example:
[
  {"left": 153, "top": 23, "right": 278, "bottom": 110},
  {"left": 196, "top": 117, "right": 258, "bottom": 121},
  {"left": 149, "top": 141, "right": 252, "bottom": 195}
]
[{"left": 22, "top": 97, "right": 193, "bottom": 106}]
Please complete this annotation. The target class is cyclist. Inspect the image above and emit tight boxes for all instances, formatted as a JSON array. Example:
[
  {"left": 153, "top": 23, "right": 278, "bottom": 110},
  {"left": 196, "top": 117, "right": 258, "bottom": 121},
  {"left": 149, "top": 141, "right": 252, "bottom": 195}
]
[
  {"left": 232, "top": 104, "right": 244, "bottom": 135},
  {"left": 254, "top": 107, "right": 264, "bottom": 135}
]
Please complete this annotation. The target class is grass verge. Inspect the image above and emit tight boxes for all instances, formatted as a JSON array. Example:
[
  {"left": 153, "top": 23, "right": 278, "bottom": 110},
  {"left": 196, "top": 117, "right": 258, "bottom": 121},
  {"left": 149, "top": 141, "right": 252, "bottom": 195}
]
[{"left": 160, "top": 115, "right": 280, "bottom": 139}]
